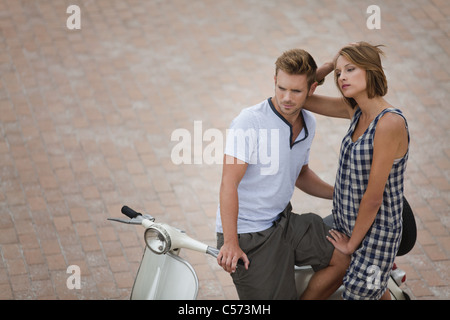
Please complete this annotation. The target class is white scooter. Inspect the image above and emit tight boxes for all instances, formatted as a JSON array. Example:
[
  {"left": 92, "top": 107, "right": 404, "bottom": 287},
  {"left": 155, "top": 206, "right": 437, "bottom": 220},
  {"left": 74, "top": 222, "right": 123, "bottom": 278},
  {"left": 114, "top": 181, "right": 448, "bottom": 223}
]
[{"left": 108, "top": 198, "right": 416, "bottom": 300}]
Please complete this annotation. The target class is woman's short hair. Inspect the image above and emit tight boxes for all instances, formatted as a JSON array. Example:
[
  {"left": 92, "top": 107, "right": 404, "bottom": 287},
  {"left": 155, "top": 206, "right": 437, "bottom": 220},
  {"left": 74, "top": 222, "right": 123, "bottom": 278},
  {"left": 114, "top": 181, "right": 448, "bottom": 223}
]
[{"left": 335, "top": 42, "right": 388, "bottom": 108}]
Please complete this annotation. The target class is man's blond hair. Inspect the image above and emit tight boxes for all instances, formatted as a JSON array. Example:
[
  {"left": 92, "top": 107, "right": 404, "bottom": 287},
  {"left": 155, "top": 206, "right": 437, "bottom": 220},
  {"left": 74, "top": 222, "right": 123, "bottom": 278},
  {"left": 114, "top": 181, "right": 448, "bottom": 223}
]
[{"left": 275, "top": 49, "right": 318, "bottom": 88}]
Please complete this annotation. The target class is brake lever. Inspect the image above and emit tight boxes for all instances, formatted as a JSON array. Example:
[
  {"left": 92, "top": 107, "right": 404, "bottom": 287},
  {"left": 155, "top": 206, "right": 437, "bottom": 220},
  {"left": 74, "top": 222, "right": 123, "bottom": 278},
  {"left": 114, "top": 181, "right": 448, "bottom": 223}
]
[{"left": 108, "top": 214, "right": 155, "bottom": 225}]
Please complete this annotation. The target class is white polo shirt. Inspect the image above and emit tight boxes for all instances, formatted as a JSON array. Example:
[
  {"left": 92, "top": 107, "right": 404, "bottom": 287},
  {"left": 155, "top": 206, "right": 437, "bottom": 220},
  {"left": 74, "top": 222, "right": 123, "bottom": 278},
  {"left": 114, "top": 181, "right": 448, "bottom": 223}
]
[{"left": 216, "top": 98, "right": 316, "bottom": 233}]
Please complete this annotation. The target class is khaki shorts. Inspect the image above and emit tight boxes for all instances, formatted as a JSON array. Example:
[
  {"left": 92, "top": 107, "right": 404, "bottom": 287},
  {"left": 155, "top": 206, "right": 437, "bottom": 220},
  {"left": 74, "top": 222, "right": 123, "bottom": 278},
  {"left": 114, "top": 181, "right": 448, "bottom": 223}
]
[{"left": 217, "top": 203, "right": 334, "bottom": 300}]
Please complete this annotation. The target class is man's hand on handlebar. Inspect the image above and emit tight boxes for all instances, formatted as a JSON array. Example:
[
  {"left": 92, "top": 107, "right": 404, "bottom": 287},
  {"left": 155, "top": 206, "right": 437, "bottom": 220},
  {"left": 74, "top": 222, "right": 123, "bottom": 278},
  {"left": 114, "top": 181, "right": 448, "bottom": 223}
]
[{"left": 217, "top": 242, "right": 250, "bottom": 273}]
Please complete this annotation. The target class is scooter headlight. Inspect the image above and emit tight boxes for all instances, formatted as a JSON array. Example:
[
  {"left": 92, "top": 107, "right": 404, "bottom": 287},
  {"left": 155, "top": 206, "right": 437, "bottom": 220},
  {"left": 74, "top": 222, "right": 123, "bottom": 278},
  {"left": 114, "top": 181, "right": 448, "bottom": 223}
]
[{"left": 144, "top": 225, "right": 171, "bottom": 254}]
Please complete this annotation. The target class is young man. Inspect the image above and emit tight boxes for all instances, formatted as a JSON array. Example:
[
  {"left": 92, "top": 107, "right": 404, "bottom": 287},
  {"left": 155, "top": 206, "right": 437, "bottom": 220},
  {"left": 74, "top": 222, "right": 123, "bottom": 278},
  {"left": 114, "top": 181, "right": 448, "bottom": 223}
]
[{"left": 216, "top": 49, "right": 349, "bottom": 299}]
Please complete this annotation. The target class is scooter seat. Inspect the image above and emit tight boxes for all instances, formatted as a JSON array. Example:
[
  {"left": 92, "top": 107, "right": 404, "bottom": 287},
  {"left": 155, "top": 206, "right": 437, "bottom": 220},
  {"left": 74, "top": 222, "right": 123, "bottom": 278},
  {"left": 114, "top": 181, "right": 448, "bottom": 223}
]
[
  {"left": 322, "top": 197, "right": 417, "bottom": 257},
  {"left": 396, "top": 197, "right": 416, "bottom": 256}
]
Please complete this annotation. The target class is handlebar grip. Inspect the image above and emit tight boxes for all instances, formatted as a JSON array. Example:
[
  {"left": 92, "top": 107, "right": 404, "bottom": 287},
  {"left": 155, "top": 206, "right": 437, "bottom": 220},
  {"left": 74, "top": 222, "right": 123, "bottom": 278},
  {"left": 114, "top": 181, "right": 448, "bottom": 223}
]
[
  {"left": 121, "top": 206, "right": 141, "bottom": 219},
  {"left": 237, "top": 257, "right": 251, "bottom": 267},
  {"left": 207, "top": 246, "right": 250, "bottom": 268}
]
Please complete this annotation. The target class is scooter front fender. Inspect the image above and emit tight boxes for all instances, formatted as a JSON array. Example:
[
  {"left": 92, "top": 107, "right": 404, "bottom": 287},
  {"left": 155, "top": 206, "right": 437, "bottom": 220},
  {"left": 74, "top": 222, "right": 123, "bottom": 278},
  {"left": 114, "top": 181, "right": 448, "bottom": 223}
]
[{"left": 131, "top": 247, "right": 199, "bottom": 300}]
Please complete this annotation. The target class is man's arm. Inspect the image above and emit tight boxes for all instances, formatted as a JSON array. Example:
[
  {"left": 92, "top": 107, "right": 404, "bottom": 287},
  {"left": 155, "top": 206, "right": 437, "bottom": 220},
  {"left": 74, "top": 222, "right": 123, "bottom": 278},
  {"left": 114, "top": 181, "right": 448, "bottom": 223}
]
[
  {"left": 295, "top": 164, "right": 334, "bottom": 199},
  {"left": 217, "top": 154, "right": 250, "bottom": 273}
]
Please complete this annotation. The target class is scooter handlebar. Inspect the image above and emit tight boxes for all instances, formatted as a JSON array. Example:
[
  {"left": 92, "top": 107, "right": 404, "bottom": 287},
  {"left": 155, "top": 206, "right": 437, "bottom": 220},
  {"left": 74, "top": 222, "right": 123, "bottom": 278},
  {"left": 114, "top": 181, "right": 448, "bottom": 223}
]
[
  {"left": 121, "top": 206, "right": 141, "bottom": 219},
  {"left": 206, "top": 246, "right": 248, "bottom": 266}
]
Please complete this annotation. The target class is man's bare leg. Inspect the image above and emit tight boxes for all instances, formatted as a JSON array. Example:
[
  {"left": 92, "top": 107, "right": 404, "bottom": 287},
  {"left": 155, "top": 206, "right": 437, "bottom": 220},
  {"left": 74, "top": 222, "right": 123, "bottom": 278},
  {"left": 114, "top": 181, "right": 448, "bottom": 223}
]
[{"left": 300, "top": 249, "right": 350, "bottom": 300}]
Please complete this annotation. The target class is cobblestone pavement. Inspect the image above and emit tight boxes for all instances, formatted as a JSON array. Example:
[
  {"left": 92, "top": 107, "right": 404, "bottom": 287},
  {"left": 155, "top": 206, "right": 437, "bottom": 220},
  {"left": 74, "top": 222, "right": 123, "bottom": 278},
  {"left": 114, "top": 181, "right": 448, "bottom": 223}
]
[{"left": 0, "top": 0, "right": 448, "bottom": 300}]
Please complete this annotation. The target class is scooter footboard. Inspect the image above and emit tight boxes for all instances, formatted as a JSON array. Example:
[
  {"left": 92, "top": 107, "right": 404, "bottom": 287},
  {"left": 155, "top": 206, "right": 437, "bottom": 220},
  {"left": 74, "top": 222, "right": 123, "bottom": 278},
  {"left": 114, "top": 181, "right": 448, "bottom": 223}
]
[{"left": 131, "top": 247, "right": 199, "bottom": 300}]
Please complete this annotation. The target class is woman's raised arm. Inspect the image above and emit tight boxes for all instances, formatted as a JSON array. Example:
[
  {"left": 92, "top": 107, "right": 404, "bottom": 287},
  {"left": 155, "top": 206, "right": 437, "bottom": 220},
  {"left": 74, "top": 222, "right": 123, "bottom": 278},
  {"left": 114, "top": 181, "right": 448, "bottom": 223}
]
[{"left": 304, "top": 94, "right": 353, "bottom": 119}]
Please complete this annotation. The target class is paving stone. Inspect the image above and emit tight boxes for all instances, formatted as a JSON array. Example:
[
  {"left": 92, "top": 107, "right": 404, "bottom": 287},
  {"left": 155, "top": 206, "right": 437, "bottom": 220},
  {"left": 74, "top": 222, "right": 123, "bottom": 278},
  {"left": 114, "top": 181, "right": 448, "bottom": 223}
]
[{"left": 0, "top": 0, "right": 448, "bottom": 300}]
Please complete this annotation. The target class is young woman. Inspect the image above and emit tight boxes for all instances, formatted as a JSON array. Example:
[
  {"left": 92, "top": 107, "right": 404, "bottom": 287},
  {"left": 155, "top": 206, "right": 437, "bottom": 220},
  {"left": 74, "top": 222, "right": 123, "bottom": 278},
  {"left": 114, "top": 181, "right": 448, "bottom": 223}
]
[{"left": 305, "top": 42, "right": 409, "bottom": 300}]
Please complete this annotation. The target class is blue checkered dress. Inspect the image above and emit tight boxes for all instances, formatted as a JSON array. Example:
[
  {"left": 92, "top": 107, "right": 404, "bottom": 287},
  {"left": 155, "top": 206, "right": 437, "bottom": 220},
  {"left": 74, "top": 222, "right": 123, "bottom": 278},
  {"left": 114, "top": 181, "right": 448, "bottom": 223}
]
[{"left": 332, "top": 107, "right": 409, "bottom": 300}]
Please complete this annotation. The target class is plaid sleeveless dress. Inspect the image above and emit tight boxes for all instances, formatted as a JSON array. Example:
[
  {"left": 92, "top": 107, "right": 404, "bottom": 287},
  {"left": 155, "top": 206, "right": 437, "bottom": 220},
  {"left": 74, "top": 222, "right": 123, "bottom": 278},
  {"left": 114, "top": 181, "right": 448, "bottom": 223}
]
[{"left": 332, "top": 107, "right": 409, "bottom": 300}]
